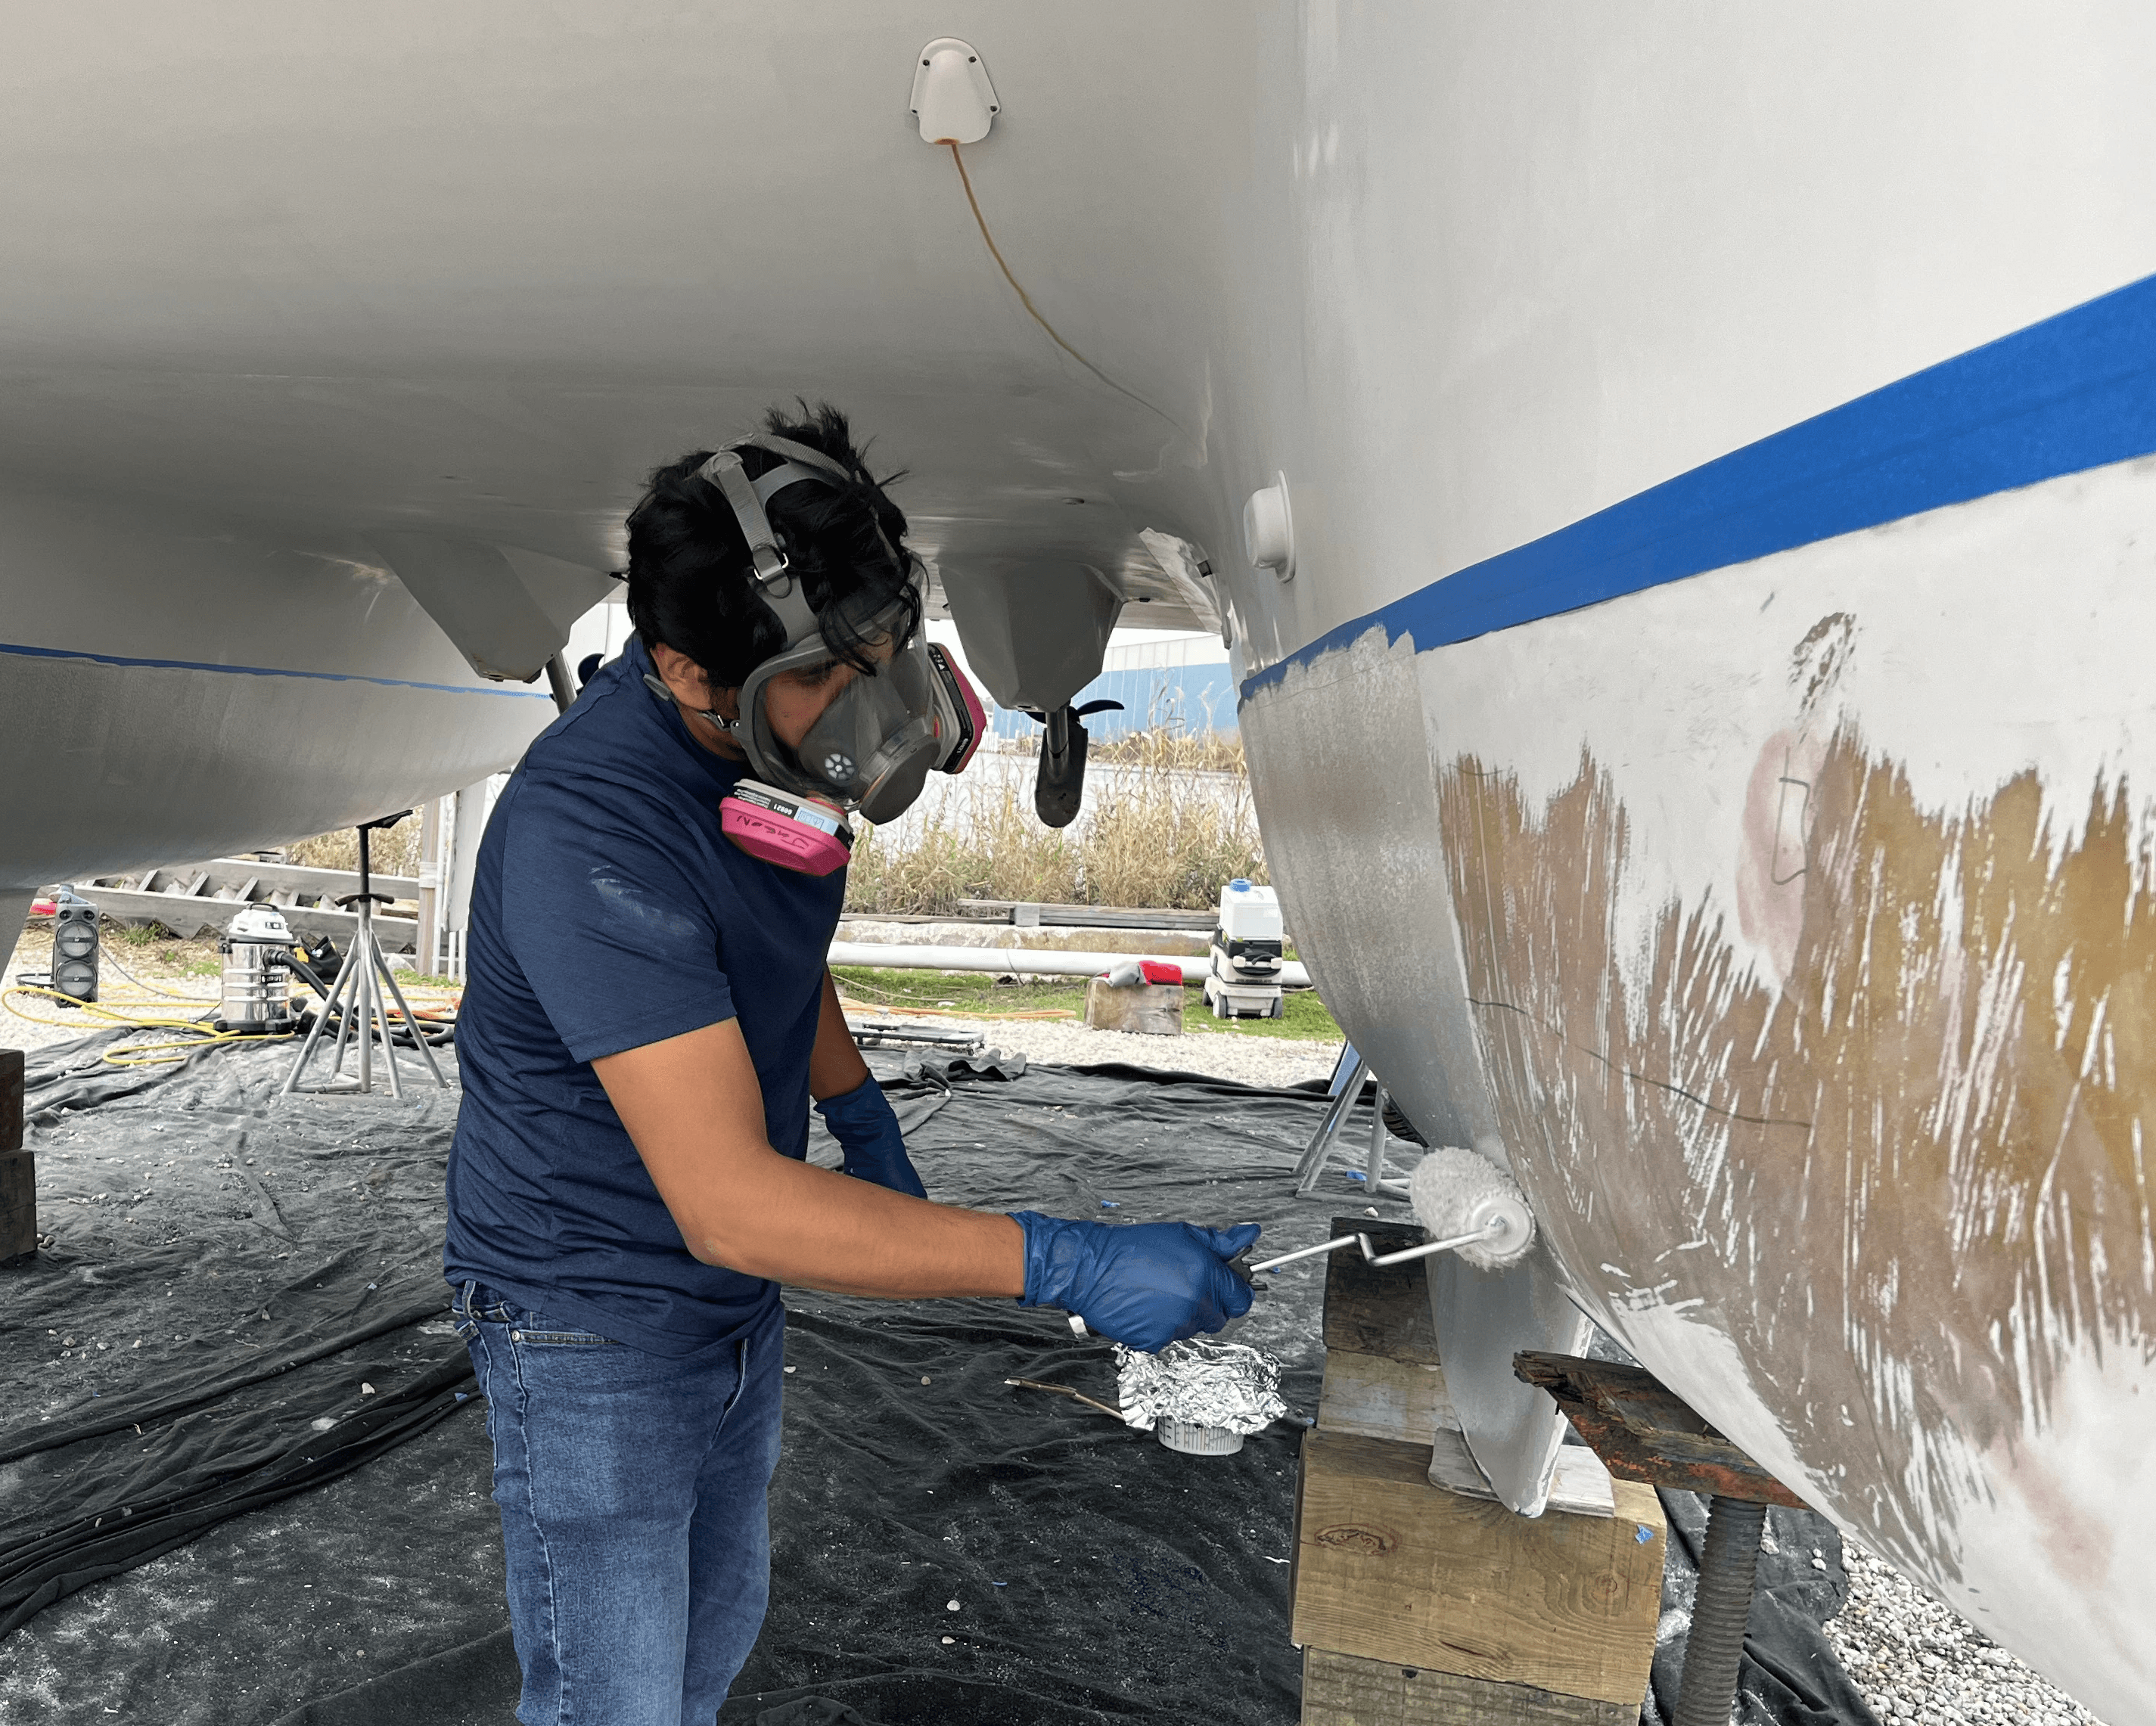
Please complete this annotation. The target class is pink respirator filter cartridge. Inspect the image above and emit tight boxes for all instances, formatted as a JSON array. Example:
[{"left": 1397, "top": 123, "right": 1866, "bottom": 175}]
[{"left": 720, "top": 779, "right": 853, "bottom": 877}]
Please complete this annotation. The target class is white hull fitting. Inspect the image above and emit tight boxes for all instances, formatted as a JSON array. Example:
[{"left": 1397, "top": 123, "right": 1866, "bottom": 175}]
[{"left": 5, "top": 6, "right": 2156, "bottom": 1717}]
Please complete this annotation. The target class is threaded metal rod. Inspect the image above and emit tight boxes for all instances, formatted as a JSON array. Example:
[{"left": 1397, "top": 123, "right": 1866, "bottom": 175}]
[{"left": 1673, "top": 1495, "right": 1767, "bottom": 1726}]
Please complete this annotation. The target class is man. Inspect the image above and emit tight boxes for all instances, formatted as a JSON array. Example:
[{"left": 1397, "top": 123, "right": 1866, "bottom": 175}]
[{"left": 444, "top": 403, "right": 1257, "bottom": 1724}]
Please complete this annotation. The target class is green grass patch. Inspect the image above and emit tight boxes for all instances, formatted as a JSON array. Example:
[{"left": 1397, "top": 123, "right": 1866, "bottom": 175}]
[
  {"left": 1186, "top": 986, "right": 1341, "bottom": 1043},
  {"left": 831, "top": 965, "right": 1341, "bottom": 1044}
]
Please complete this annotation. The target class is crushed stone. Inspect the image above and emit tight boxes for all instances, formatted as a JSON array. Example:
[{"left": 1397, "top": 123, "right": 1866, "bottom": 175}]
[{"left": 1825, "top": 1541, "right": 2108, "bottom": 1725}]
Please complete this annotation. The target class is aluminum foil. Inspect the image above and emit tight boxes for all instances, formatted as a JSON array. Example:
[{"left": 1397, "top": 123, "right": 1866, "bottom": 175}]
[{"left": 1112, "top": 1339, "right": 1287, "bottom": 1437}]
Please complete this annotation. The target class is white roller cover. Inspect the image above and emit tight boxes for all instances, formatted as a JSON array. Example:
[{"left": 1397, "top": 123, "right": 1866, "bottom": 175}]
[{"left": 1407, "top": 1144, "right": 1536, "bottom": 1272}]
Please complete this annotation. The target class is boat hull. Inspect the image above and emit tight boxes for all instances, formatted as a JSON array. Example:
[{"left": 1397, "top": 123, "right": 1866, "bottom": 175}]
[
  {"left": 1244, "top": 445, "right": 2156, "bottom": 1717},
  {"left": 0, "top": 485, "right": 559, "bottom": 899}
]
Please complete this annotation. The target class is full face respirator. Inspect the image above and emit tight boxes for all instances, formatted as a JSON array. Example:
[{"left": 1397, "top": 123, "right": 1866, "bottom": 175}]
[{"left": 641, "top": 434, "right": 986, "bottom": 876}]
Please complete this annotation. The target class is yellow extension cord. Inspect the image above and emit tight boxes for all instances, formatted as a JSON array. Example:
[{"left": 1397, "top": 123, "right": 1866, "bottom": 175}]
[
  {"left": 5, "top": 944, "right": 461, "bottom": 1067},
  {"left": 2, "top": 983, "right": 295, "bottom": 1066}
]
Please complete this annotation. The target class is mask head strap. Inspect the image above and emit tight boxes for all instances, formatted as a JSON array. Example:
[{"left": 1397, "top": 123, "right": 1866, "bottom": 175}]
[{"left": 691, "top": 434, "right": 906, "bottom": 649}]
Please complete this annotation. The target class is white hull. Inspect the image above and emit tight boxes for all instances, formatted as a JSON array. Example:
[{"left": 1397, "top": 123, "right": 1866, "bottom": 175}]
[
  {"left": 1245, "top": 449, "right": 2156, "bottom": 1714},
  {"left": 0, "top": 486, "right": 558, "bottom": 903},
  {"left": 1203, "top": 14, "right": 2156, "bottom": 1718}
]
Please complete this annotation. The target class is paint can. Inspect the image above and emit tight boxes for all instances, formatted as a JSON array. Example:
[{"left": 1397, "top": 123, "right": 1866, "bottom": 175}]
[{"left": 1154, "top": 1417, "right": 1245, "bottom": 1456}]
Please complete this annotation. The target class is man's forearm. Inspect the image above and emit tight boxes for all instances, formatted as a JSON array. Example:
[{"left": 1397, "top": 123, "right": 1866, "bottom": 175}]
[
  {"left": 686, "top": 1150, "right": 1024, "bottom": 1297},
  {"left": 595, "top": 1018, "right": 1021, "bottom": 1300}
]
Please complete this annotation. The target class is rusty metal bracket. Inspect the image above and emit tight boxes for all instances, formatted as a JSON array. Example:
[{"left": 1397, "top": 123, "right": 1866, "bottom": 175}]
[
  {"left": 1512, "top": 1350, "right": 1805, "bottom": 1506},
  {"left": 1514, "top": 1350, "right": 1803, "bottom": 1726}
]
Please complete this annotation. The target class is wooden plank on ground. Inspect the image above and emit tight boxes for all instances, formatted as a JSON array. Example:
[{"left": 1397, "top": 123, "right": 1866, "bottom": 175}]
[
  {"left": 63, "top": 886, "right": 420, "bottom": 951},
  {"left": 1292, "top": 1429, "right": 1664, "bottom": 1707},
  {"left": 955, "top": 898, "right": 1221, "bottom": 931},
  {"left": 1322, "top": 1218, "right": 1438, "bottom": 1365},
  {"left": 1300, "top": 1647, "right": 1635, "bottom": 1726},
  {"left": 1084, "top": 977, "right": 1184, "bottom": 1035}
]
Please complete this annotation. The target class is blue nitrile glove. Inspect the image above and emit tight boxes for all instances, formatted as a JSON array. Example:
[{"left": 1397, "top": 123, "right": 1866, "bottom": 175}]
[
  {"left": 815, "top": 1076, "right": 927, "bottom": 1199},
  {"left": 1009, "top": 1213, "right": 1261, "bottom": 1352}
]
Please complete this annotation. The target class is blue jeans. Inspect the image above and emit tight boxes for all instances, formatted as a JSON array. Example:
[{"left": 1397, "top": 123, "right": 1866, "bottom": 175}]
[{"left": 452, "top": 1281, "right": 786, "bottom": 1726}]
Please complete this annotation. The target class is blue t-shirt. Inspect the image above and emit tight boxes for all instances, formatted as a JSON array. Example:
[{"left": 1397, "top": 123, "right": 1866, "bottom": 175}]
[{"left": 443, "top": 636, "right": 847, "bottom": 1355}]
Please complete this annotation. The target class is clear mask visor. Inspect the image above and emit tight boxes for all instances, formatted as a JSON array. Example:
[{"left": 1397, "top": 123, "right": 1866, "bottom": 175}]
[{"left": 738, "top": 594, "right": 946, "bottom": 823}]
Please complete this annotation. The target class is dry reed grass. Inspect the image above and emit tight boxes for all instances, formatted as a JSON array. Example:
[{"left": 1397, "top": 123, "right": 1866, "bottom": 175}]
[
  {"left": 845, "top": 727, "right": 1265, "bottom": 914},
  {"left": 1004, "top": 725, "right": 1247, "bottom": 775},
  {"left": 285, "top": 728, "right": 1261, "bottom": 916},
  {"left": 286, "top": 815, "right": 425, "bottom": 879}
]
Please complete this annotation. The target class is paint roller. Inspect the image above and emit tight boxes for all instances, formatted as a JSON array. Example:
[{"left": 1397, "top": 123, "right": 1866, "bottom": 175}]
[
  {"left": 1061, "top": 1147, "right": 1535, "bottom": 1342},
  {"left": 1246, "top": 1144, "right": 1536, "bottom": 1278}
]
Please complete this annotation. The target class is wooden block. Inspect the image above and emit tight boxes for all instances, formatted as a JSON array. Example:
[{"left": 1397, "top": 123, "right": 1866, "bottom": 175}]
[
  {"left": 0, "top": 1150, "right": 35, "bottom": 1263},
  {"left": 0, "top": 1048, "right": 20, "bottom": 1152},
  {"left": 1323, "top": 1218, "right": 1438, "bottom": 1365},
  {"left": 1301, "top": 1647, "right": 1634, "bottom": 1725},
  {"left": 1292, "top": 1429, "right": 1664, "bottom": 1708},
  {"left": 1320, "top": 1350, "right": 1458, "bottom": 1445},
  {"left": 1083, "top": 977, "right": 1184, "bottom": 1035}
]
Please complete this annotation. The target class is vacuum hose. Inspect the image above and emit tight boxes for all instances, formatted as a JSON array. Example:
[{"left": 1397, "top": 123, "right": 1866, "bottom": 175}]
[{"left": 1673, "top": 1496, "right": 1768, "bottom": 1726}]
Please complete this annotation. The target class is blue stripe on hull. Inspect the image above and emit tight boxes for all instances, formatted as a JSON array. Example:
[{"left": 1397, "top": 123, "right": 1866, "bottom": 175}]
[
  {"left": 0, "top": 638, "right": 551, "bottom": 698},
  {"left": 1244, "top": 269, "right": 2156, "bottom": 698}
]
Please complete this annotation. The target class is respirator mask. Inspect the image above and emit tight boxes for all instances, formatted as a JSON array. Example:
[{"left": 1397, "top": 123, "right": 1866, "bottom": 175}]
[{"left": 641, "top": 434, "right": 986, "bottom": 876}]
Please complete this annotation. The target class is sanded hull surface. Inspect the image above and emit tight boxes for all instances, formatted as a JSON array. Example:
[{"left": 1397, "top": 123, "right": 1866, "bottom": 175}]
[{"left": 1244, "top": 410, "right": 2156, "bottom": 1726}]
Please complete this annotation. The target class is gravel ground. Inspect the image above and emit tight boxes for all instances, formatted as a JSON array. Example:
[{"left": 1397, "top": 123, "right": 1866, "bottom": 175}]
[
  {"left": 1827, "top": 1542, "right": 2106, "bottom": 1725},
  {"left": 884, "top": 1011, "right": 1344, "bottom": 1089}
]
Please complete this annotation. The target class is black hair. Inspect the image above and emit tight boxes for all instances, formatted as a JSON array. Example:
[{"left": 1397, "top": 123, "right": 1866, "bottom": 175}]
[{"left": 624, "top": 401, "right": 921, "bottom": 690}]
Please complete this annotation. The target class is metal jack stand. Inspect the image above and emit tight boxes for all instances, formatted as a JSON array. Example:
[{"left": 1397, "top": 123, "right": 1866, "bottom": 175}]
[
  {"left": 281, "top": 812, "right": 449, "bottom": 1098},
  {"left": 1514, "top": 1352, "right": 1811, "bottom": 1726},
  {"left": 1291, "top": 1044, "right": 1400, "bottom": 1195}
]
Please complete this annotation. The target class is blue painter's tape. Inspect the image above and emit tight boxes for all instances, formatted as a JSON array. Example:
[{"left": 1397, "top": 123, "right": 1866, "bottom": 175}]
[
  {"left": 1243, "top": 269, "right": 2156, "bottom": 698},
  {"left": 0, "top": 638, "right": 551, "bottom": 699}
]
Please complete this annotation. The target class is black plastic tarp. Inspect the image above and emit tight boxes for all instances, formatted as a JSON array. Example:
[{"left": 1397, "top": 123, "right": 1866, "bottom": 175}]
[{"left": 0, "top": 1034, "right": 1872, "bottom": 1725}]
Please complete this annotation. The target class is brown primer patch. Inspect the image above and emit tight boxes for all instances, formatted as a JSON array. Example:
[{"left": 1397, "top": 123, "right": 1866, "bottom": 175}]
[{"left": 1436, "top": 730, "right": 2156, "bottom": 1585}]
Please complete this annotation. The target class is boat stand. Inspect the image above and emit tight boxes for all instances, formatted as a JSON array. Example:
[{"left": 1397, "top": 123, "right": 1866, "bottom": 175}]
[
  {"left": 1514, "top": 1352, "right": 1811, "bottom": 1726},
  {"left": 280, "top": 812, "right": 449, "bottom": 1098},
  {"left": 1291, "top": 1044, "right": 1400, "bottom": 1195},
  {"left": 1294, "top": 1218, "right": 1667, "bottom": 1721}
]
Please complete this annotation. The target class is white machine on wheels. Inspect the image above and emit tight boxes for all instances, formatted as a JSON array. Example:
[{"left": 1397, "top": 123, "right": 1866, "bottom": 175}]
[{"left": 1203, "top": 879, "right": 1285, "bottom": 1020}]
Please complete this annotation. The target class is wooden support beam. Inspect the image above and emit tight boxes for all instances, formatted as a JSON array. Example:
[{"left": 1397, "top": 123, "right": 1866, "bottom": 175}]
[
  {"left": 1322, "top": 1217, "right": 1438, "bottom": 1365},
  {"left": 1301, "top": 1647, "right": 1635, "bottom": 1726},
  {"left": 1319, "top": 1350, "right": 1455, "bottom": 1446},
  {"left": 1297, "top": 1216, "right": 1665, "bottom": 1723},
  {"left": 1, "top": 1048, "right": 20, "bottom": 1151}
]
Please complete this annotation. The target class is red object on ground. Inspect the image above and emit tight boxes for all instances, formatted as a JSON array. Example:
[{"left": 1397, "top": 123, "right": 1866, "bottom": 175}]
[
  {"left": 28, "top": 898, "right": 56, "bottom": 917},
  {"left": 1139, "top": 960, "right": 1184, "bottom": 986}
]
